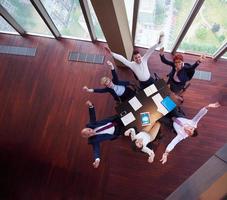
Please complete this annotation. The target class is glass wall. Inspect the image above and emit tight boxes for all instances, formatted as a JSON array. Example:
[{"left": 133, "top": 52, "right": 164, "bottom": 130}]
[
  {"left": 0, "top": 16, "right": 18, "bottom": 33},
  {"left": 135, "top": 0, "right": 196, "bottom": 50},
  {"left": 87, "top": 0, "right": 105, "bottom": 41},
  {"left": 222, "top": 52, "right": 227, "bottom": 59},
  {"left": 0, "top": 0, "right": 52, "bottom": 36},
  {"left": 124, "top": 0, "right": 134, "bottom": 34},
  {"left": 41, "top": 0, "right": 90, "bottom": 40},
  {"left": 179, "top": 0, "right": 227, "bottom": 55}
]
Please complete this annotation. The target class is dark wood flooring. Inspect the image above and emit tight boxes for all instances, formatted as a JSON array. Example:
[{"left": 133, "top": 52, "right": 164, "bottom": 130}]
[{"left": 0, "top": 34, "right": 227, "bottom": 200}]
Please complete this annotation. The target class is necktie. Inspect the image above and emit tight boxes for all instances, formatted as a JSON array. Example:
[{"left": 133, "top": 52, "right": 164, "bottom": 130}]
[
  {"left": 174, "top": 118, "right": 184, "bottom": 127},
  {"left": 95, "top": 122, "right": 115, "bottom": 133}
]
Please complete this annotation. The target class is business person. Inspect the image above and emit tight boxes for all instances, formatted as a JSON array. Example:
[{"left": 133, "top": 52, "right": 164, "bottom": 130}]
[
  {"left": 160, "top": 102, "right": 220, "bottom": 164},
  {"left": 81, "top": 100, "right": 124, "bottom": 168},
  {"left": 124, "top": 122, "right": 161, "bottom": 163},
  {"left": 159, "top": 47, "right": 205, "bottom": 102},
  {"left": 106, "top": 32, "right": 164, "bottom": 89},
  {"left": 83, "top": 60, "right": 136, "bottom": 103}
]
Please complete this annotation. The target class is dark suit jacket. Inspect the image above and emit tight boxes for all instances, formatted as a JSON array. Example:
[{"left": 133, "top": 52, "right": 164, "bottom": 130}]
[
  {"left": 86, "top": 106, "right": 122, "bottom": 160},
  {"left": 160, "top": 55, "right": 200, "bottom": 92},
  {"left": 93, "top": 69, "right": 130, "bottom": 102}
]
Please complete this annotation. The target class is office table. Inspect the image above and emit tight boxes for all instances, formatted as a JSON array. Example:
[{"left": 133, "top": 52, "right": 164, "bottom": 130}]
[{"left": 115, "top": 79, "right": 176, "bottom": 131}]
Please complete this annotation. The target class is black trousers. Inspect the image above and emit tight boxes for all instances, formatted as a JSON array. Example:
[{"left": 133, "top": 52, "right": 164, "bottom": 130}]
[
  {"left": 120, "top": 87, "right": 136, "bottom": 102},
  {"left": 139, "top": 76, "right": 155, "bottom": 89}
]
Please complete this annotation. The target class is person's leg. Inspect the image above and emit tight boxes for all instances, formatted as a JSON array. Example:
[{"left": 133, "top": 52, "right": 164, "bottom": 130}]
[
  {"left": 120, "top": 87, "right": 136, "bottom": 101},
  {"left": 139, "top": 77, "right": 155, "bottom": 89},
  {"left": 147, "top": 121, "right": 161, "bottom": 142}
]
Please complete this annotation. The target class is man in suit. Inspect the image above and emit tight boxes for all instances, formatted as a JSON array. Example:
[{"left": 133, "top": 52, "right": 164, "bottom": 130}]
[{"left": 81, "top": 100, "right": 124, "bottom": 168}]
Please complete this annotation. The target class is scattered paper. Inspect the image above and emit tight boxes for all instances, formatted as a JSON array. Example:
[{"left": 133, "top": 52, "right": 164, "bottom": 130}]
[
  {"left": 152, "top": 93, "right": 168, "bottom": 115},
  {"left": 143, "top": 84, "right": 158, "bottom": 97},
  {"left": 121, "top": 112, "right": 136, "bottom": 126},
  {"left": 128, "top": 97, "right": 142, "bottom": 111}
]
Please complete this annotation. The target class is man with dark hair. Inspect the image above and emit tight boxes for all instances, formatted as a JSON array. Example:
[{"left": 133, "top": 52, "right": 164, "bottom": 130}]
[
  {"left": 81, "top": 100, "right": 124, "bottom": 168},
  {"left": 160, "top": 102, "right": 220, "bottom": 164},
  {"left": 106, "top": 32, "right": 164, "bottom": 89}
]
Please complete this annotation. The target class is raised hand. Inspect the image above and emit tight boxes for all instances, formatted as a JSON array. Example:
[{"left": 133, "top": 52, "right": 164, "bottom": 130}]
[
  {"left": 85, "top": 100, "right": 93, "bottom": 107},
  {"left": 83, "top": 86, "right": 93, "bottom": 93},
  {"left": 208, "top": 102, "right": 220, "bottom": 108},
  {"left": 106, "top": 60, "right": 114, "bottom": 70},
  {"left": 160, "top": 152, "right": 168, "bottom": 164},
  {"left": 198, "top": 54, "right": 206, "bottom": 62},
  {"left": 148, "top": 153, "right": 155, "bottom": 163},
  {"left": 160, "top": 47, "right": 164, "bottom": 55},
  {"left": 105, "top": 46, "right": 111, "bottom": 54},
  {"left": 124, "top": 129, "right": 132, "bottom": 136},
  {"left": 83, "top": 86, "right": 89, "bottom": 92},
  {"left": 92, "top": 159, "right": 100, "bottom": 168},
  {"left": 158, "top": 31, "right": 165, "bottom": 45}
]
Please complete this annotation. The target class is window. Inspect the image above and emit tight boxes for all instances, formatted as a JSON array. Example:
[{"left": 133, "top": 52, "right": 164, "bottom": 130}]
[
  {"left": 41, "top": 0, "right": 90, "bottom": 40},
  {"left": 0, "top": 0, "right": 52, "bottom": 36},
  {"left": 179, "top": 0, "right": 227, "bottom": 55},
  {"left": 222, "top": 52, "right": 227, "bottom": 59},
  {"left": 124, "top": 0, "right": 134, "bottom": 34},
  {"left": 87, "top": 0, "right": 105, "bottom": 41},
  {"left": 0, "top": 16, "right": 18, "bottom": 33},
  {"left": 135, "top": 0, "right": 196, "bottom": 50}
]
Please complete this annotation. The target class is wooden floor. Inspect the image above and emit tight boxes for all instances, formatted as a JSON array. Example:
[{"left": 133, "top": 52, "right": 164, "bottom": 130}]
[{"left": 0, "top": 34, "right": 227, "bottom": 200}]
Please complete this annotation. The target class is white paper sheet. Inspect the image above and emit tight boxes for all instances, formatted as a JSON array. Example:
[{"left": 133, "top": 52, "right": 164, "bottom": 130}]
[
  {"left": 121, "top": 112, "right": 136, "bottom": 126},
  {"left": 152, "top": 93, "right": 168, "bottom": 115},
  {"left": 143, "top": 84, "right": 158, "bottom": 97},
  {"left": 128, "top": 97, "right": 142, "bottom": 111}
]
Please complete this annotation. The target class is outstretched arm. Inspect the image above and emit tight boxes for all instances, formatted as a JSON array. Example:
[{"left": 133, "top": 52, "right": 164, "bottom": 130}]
[
  {"left": 141, "top": 147, "right": 155, "bottom": 163},
  {"left": 112, "top": 52, "right": 133, "bottom": 68},
  {"left": 159, "top": 48, "right": 174, "bottom": 66},
  {"left": 105, "top": 46, "right": 133, "bottom": 68},
  {"left": 91, "top": 143, "right": 101, "bottom": 168},
  {"left": 143, "top": 32, "right": 164, "bottom": 61},
  {"left": 142, "top": 43, "right": 159, "bottom": 61},
  {"left": 83, "top": 86, "right": 94, "bottom": 93},
  {"left": 124, "top": 128, "right": 136, "bottom": 141},
  {"left": 192, "top": 102, "right": 220, "bottom": 126},
  {"left": 160, "top": 134, "right": 184, "bottom": 164},
  {"left": 83, "top": 86, "right": 108, "bottom": 94},
  {"left": 86, "top": 100, "right": 96, "bottom": 123},
  {"left": 189, "top": 54, "right": 206, "bottom": 69},
  {"left": 107, "top": 60, "right": 119, "bottom": 83}
]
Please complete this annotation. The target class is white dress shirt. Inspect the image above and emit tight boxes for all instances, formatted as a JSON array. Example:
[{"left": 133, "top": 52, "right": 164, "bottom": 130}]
[
  {"left": 129, "top": 128, "right": 154, "bottom": 156},
  {"left": 112, "top": 43, "right": 160, "bottom": 82},
  {"left": 166, "top": 107, "right": 208, "bottom": 152}
]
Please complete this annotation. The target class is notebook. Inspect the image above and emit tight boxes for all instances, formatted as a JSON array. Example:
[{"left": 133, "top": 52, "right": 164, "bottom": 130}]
[{"left": 161, "top": 96, "right": 176, "bottom": 112}]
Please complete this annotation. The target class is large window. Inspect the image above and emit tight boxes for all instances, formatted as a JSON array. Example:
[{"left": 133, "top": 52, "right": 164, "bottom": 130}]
[
  {"left": 124, "top": 0, "right": 134, "bottom": 34},
  {"left": 135, "top": 0, "right": 196, "bottom": 50},
  {"left": 222, "top": 52, "right": 227, "bottom": 59},
  {"left": 41, "top": 0, "right": 90, "bottom": 40},
  {"left": 179, "top": 0, "right": 227, "bottom": 55},
  {"left": 0, "top": 0, "right": 51, "bottom": 36},
  {"left": 87, "top": 0, "right": 105, "bottom": 41},
  {"left": 0, "top": 16, "right": 18, "bottom": 33}
]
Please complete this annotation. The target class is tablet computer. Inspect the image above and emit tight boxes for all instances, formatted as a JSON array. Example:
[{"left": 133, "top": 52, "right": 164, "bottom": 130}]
[{"left": 140, "top": 112, "right": 151, "bottom": 126}]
